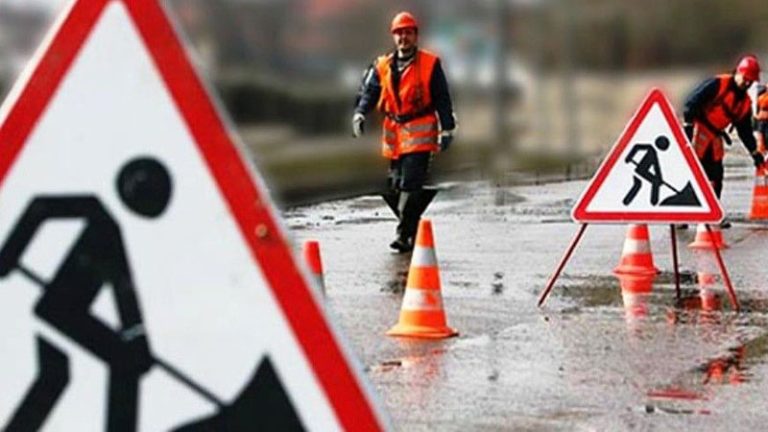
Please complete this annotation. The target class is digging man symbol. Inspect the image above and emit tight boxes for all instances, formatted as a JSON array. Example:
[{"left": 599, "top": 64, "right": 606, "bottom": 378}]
[
  {"left": 622, "top": 135, "right": 700, "bottom": 207},
  {"left": 0, "top": 157, "right": 171, "bottom": 432}
]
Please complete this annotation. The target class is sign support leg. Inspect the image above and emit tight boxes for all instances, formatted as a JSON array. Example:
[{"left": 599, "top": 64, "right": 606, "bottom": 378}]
[
  {"left": 538, "top": 223, "right": 588, "bottom": 307},
  {"left": 669, "top": 224, "right": 681, "bottom": 300},
  {"left": 704, "top": 224, "right": 740, "bottom": 312}
]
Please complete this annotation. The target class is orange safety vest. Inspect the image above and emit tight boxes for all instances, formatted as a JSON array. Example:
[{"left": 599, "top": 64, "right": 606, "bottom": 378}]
[
  {"left": 692, "top": 74, "right": 752, "bottom": 162},
  {"left": 757, "top": 91, "right": 768, "bottom": 116},
  {"left": 375, "top": 49, "right": 440, "bottom": 160},
  {"left": 756, "top": 91, "right": 768, "bottom": 153},
  {"left": 701, "top": 74, "right": 751, "bottom": 130},
  {"left": 757, "top": 90, "right": 768, "bottom": 118}
]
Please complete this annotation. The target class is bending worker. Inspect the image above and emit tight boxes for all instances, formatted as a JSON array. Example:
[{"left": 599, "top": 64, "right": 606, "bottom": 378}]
[
  {"left": 352, "top": 11, "right": 456, "bottom": 252},
  {"left": 683, "top": 55, "right": 765, "bottom": 227}
]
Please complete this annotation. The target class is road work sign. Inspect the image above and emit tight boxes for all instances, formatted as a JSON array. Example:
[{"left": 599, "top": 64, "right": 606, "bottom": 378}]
[
  {"left": 572, "top": 88, "right": 723, "bottom": 223},
  {"left": 0, "top": 1, "right": 387, "bottom": 431}
]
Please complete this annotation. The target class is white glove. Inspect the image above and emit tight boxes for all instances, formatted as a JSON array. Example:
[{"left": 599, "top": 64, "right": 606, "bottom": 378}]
[{"left": 352, "top": 113, "right": 365, "bottom": 138}]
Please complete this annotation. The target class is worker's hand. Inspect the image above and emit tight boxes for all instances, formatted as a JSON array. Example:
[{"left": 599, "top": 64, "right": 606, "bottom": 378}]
[
  {"left": 439, "top": 130, "right": 454, "bottom": 152},
  {"left": 352, "top": 113, "right": 365, "bottom": 138},
  {"left": 684, "top": 123, "right": 694, "bottom": 141},
  {"left": 751, "top": 151, "right": 766, "bottom": 168}
]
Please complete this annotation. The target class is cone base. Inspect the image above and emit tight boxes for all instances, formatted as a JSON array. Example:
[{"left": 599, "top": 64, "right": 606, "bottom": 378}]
[
  {"left": 688, "top": 241, "right": 728, "bottom": 250},
  {"left": 386, "top": 323, "right": 458, "bottom": 339},
  {"left": 748, "top": 212, "right": 768, "bottom": 220}
]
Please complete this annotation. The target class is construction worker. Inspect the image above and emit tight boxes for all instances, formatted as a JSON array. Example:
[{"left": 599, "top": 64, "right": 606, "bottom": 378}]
[
  {"left": 754, "top": 84, "right": 768, "bottom": 154},
  {"left": 683, "top": 55, "right": 765, "bottom": 227},
  {"left": 352, "top": 11, "right": 456, "bottom": 252}
]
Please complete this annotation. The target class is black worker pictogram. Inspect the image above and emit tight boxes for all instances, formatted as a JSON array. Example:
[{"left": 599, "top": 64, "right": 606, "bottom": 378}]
[
  {"left": 622, "top": 135, "right": 701, "bottom": 207},
  {"left": 0, "top": 157, "right": 171, "bottom": 431}
]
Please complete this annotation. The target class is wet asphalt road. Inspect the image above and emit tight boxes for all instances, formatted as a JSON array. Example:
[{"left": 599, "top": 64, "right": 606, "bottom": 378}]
[{"left": 285, "top": 158, "right": 768, "bottom": 431}]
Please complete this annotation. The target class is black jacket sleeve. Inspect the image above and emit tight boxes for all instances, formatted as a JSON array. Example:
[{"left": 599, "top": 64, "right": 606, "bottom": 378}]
[
  {"left": 735, "top": 110, "right": 758, "bottom": 153},
  {"left": 430, "top": 59, "right": 455, "bottom": 131},
  {"left": 683, "top": 78, "right": 719, "bottom": 124},
  {"left": 354, "top": 62, "right": 381, "bottom": 116}
]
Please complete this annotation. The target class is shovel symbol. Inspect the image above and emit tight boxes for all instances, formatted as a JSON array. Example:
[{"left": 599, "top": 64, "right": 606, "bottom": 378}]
[{"left": 626, "top": 159, "right": 701, "bottom": 206}]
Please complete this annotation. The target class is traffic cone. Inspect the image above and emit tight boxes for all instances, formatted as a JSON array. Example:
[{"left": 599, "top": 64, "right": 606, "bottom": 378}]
[
  {"left": 749, "top": 165, "right": 768, "bottom": 220},
  {"left": 303, "top": 240, "right": 325, "bottom": 295},
  {"left": 613, "top": 224, "right": 659, "bottom": 276},
  {"left": 618, "top": 274, "right": 654, "bottom": 322},
  {"left": 387, "top": 219, "right": 458, "bottom": 339},
  {"left": 697, "top": 271, "right": 721, "bottom": 312},
  {"left": 688, "top": 224, "right": 728, "bottom": 250}
]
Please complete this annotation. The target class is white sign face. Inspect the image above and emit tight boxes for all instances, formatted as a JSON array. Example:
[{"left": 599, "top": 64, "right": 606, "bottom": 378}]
[
  {"left": 572, "top": 88, "right": 722, "bottom": 223},
  {"left": 0, "top": 1, "right": 386, "bottom": 431}
]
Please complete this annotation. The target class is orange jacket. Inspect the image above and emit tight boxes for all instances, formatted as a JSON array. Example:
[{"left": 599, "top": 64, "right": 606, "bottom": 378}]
[
  {"left": 756, "top": 91, "right": 768, "bottom": 121},
  {"left": 374, "top": 49, "right": 440, "bottom": 159},
  {"left": 700, "top": 74, "right": 752, "bottom": 131}
]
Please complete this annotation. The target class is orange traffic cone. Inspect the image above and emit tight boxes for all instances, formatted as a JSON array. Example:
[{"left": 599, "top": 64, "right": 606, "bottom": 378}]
[
  {"left": 618, "top": 274, "right": 654, "bottom": 322},
  {"left": 697, "top": 271, "right": 721, "bottom": 312},
  {"left": 303, "top": 240, "right": 325, "bottom": 295},
  {"left": 749, "top": 165, "right": 768, "bottom": 220},
  {"left": 387, "top": 219, "right": 458, "bottom": 339},
  {"left": 688, "top": 224, "right": 728, "bottom": 250},
  {"left": 614, "top": 224, "right": 659, "bottom": 276}
]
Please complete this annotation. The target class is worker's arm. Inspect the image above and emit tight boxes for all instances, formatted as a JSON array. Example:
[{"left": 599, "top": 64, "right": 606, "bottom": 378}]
[
  {"left": 734, "top": 110, "right": 765, "bottom": 166},
  {"left": 0, "top": 197, "right": 99, "bottom": 277},
  {"left": 430, "top": 59, "right": 456, "bottom": 131},
  {"left": 735, "top": 111, "right": 758, "bottom": 154},
  {"left": 624, "top": 144, "right": 647, "bottom": 164},
  {"left": 354, "top": 62, "right": 381, "bottom": 116}
]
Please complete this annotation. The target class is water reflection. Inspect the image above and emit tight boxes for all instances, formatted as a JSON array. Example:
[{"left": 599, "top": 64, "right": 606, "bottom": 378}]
[{"left": 617, "top": 274, "right": 654, "bottom": 329}]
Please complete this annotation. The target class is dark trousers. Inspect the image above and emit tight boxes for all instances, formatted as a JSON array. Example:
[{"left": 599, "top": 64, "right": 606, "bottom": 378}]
[
  {"left": 700, "top": 145, "right": 724, "bottom": 198},
  {"left": 388, "top": 152, "right": 432, "bottom": 192},
  {"left": 387, "top": 153, "right": 433, "bottom": 242}
]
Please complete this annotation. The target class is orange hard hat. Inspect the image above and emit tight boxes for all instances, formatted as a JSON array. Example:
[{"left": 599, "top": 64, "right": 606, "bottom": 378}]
[
  {"left": 391, "top": 11, "right": 418, "bottom": 33},
  {"left": 736, "top": 55, "right": 761, "bottom": 81}
]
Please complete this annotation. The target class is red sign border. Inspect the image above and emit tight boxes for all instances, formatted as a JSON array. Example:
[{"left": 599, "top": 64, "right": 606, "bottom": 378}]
[
  {"left": 571, "top": 88, "right": 723, "bottom": 223},
  {"left": 0, "top": 1, "right": 386, "bottom": 430}
]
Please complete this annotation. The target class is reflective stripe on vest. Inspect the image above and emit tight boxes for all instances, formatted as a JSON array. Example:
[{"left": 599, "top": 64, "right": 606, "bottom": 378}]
[
  {"left": 403, "top": 135, "right": 437, "bottom": 147},
  {"left": 403, "top": 122, "right": 438, "bottom": 134}
]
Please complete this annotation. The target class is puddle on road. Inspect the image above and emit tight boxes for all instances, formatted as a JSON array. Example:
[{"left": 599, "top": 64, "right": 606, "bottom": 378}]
[
  {"left": 369, "top": 347, "right": 448, "bottom": 374},
  {"left": 547, "top": 270, "right": 768, "bottom": 418},
  {"left": 334, "top": 216, "right": 392, "bottom": 226}
]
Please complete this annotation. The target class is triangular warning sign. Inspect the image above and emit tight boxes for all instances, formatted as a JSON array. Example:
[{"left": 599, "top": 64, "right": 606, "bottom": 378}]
[
  {"left": 0, "top": 1, "right": 387, "bottom": 431},
  {"left": 572, "top": 88, "right": 723, "bottom": 223}
]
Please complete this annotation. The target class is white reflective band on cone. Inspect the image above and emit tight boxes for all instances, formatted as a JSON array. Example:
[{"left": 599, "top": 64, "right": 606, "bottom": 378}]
[
  {"left": 410, "top": 246, "right": 437, "bottom": 267},
  {"left": 401, "top": 288, "right": 443, "bottom": 311},
  {"left": 622, "top": 239, "right": 650, "bottom": 254}
]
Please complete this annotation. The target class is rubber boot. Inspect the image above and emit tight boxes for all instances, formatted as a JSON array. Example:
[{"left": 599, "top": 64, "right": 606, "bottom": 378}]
[
  {"left": 390, "top": 192, "right": 415, "bottom": 252},
  {"left": 390, "top": 189, "right": 437, "bottom": 253}
]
